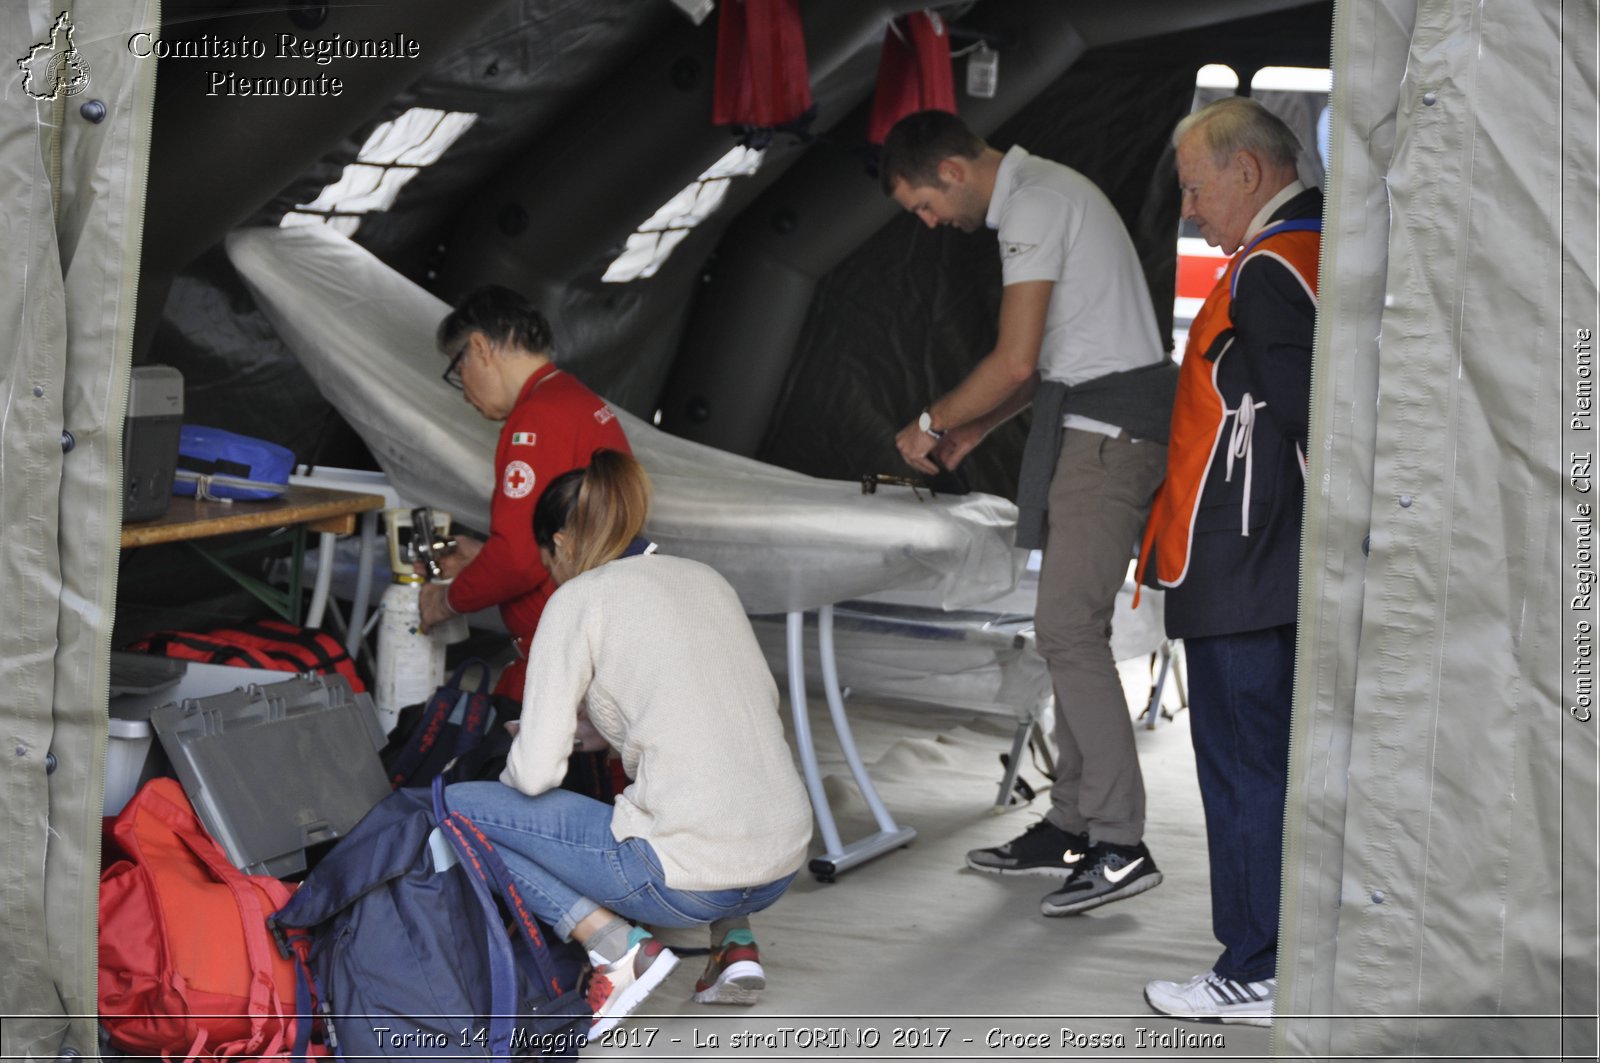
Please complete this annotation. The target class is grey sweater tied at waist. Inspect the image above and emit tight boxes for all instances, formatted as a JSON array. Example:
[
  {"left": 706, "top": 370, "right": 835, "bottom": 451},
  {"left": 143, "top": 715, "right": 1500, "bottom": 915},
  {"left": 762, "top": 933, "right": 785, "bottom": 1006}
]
[{"left": 1014, "top": 359, "right": 1178, "bottom": 550}]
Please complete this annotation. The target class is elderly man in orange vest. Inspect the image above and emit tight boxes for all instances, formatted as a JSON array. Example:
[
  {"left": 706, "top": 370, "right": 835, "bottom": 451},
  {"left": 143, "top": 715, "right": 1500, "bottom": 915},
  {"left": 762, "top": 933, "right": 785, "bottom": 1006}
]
[{"left": 1138, "top": 97, "right": 1322, "bottom": 1027}]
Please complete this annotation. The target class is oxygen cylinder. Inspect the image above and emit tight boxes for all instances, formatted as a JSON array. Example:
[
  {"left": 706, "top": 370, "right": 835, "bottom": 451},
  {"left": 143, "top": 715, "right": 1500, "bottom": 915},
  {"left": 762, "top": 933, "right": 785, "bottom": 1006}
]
[{"left": 374, "top": 576, "right": 447, "bottom": 737}]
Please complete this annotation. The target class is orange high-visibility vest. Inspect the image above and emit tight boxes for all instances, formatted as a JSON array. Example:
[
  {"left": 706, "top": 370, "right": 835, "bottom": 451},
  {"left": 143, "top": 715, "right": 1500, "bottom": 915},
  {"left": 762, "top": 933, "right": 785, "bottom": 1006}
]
[{"left": 1138, "top": 218, "right": 1321, "bottom": 592}]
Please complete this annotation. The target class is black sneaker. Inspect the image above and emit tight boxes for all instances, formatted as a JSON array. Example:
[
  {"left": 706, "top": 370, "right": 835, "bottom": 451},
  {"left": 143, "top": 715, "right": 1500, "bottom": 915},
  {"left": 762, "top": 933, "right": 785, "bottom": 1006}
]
[
  {"left": 1039, "top": 840, "right": 1162, "bottom": 915},
  {"left": 965, "top": 819, "right": 1090, "bottom": 877}
]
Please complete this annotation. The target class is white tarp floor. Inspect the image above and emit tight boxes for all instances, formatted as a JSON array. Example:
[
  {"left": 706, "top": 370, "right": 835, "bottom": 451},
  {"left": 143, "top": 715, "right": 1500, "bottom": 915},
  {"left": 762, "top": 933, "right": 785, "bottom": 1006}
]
[{"left": 585, "top": 661, "right": 1271, "bottom": 1061}]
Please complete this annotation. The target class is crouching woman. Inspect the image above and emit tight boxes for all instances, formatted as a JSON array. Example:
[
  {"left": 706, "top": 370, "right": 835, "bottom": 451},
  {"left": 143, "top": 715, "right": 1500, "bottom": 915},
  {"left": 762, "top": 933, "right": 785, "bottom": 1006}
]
[{"left": 445, "top": 449, "right": 813, "bottom": 1035}]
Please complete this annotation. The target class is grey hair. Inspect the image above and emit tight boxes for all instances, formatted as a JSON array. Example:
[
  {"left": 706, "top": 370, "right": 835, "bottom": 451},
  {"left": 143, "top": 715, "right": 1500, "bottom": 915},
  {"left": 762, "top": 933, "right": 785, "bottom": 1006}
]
[{"left": 1173, "top": 96, "right": 1303, "bottom": 170}]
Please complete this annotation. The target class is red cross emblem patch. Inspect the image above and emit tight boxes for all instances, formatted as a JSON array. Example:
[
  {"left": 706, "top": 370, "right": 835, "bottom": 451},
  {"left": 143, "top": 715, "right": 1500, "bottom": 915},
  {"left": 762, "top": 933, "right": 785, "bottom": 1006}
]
[{"left": 502, "top": 460, "right": 536, "bottom": 499}]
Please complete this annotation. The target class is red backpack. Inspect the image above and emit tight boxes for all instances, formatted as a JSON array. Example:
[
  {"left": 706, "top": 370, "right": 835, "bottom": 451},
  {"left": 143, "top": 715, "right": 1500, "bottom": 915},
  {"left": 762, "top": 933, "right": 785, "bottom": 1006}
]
[{"left": 99, "top": 778, "right": 317, "bottom": 1059}]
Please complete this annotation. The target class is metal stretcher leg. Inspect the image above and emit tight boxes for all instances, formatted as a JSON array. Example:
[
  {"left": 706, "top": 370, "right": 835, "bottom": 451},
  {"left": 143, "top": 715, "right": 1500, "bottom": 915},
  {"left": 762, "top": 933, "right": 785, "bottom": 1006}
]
[
  {"left": 1169, "top": 638, "right": 1189, "bottom": 707},
  {"left": 1140, "top": 638, "right": 1185, "bottom": 730},
  {"left": 993, "top": 719, "right": 1035, "bottom": 811},
  {"left": 786, "top": 608, "right": 917, "bottom": 881}
]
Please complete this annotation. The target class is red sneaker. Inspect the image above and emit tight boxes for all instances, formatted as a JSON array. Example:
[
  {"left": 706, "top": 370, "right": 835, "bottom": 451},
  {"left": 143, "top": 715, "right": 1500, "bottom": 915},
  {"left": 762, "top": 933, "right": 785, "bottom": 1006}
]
[{"left": 692, "top": 941, "right": 766, "bottom": 1005}]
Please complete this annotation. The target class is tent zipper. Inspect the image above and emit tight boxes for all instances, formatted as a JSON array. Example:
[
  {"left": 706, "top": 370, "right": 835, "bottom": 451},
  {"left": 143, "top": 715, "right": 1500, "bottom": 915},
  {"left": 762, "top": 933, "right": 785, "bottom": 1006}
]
[
  {"left": 1273, "top": 0, "right": 1347, "bottom": 1055},
  {"left": 87, "top": 1, "right": 164, "bottom": 1036},
  {"left": 97, "top": 0, "right": 161, "bottom": 811}
]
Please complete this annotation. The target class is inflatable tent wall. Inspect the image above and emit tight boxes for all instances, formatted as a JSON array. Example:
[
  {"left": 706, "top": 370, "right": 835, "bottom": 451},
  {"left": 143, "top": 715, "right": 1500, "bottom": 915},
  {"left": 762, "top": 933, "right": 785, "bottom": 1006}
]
[
  {"left": 1281, "top": 2, "right": 1597, "bottom": 1057},
  {"left": 1, "top": 1, "right": 1594, "bottom": 1058}
]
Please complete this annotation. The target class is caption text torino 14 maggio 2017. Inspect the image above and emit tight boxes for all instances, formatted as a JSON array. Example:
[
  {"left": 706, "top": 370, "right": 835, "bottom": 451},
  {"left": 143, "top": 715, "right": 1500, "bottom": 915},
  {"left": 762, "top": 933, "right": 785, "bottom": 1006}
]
[{"left": 367, "top": 1021, "right": 1230, "bottom": 1056}]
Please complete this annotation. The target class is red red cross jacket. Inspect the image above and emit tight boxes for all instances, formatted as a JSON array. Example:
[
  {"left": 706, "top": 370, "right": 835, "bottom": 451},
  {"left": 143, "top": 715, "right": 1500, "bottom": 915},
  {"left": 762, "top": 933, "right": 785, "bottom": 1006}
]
[{"left": 447, "top": 363, "right": 630, "bottom": 692}]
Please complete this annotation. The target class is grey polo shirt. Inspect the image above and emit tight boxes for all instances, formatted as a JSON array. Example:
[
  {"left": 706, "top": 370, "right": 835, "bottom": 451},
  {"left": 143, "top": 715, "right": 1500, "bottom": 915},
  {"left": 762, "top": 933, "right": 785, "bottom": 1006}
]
[{"left": 987, "top": 146, "right": 1164, "bottom": 435}]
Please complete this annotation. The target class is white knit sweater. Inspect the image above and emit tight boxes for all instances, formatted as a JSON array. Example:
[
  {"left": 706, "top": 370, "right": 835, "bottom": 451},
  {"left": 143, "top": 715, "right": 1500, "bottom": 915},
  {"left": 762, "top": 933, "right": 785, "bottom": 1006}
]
[{"left": 502, "top": 553, "right": 813, "bottom": 890}]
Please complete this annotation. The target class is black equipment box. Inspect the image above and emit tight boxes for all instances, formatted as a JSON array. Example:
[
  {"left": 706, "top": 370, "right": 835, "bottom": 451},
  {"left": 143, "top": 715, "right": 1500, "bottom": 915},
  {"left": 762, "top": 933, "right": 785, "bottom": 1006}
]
[{"left": 122, "top": 364, "right": 183, "bottom": 522}]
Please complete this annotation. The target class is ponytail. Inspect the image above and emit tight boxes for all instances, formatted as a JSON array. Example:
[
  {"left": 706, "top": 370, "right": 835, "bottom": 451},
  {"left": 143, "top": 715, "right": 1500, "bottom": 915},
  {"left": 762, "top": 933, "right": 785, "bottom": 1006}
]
[{"left": 533, "top": 449, "right": 651, "bottom": 583}]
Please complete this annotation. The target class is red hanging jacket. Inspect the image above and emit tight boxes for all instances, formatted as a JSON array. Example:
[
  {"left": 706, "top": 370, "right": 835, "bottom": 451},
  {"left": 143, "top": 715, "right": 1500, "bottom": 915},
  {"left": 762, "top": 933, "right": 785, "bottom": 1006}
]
[
  {"left": 712, "top": 0, "right": 812, "bottom": 128},
  {"left": 867, "top": 11, "right": 957, "bottom": 144}
]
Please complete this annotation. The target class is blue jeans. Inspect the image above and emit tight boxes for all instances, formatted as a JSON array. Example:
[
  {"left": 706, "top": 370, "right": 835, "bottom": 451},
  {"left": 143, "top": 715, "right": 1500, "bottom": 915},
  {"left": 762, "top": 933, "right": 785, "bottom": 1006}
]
[
  {"left": 444, "top": 782, "right": 796, "bottom": 942},
  {"left": 1183, "top": 625, "right": 1295, "bottom": 983}
]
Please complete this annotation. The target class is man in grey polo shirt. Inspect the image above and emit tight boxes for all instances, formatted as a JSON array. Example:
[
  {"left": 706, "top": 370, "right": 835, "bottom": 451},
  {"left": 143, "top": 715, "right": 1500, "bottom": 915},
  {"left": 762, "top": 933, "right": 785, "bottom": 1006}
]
[{"left": 884, "top": 110, "right": 1175, "bottom": 916}]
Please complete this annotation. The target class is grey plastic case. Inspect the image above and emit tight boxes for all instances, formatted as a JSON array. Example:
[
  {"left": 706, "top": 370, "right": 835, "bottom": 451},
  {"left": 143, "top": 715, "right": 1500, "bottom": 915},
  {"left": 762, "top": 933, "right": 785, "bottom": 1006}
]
[{"left": 150, "top": 672, "right": 391, "bottom": 877}]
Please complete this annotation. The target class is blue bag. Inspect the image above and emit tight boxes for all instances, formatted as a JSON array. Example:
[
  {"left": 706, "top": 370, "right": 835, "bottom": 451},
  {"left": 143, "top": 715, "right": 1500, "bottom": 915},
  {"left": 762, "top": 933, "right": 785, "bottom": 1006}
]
[
  {"left": 376, "top": 660, "right": 617, "bottom": 802},
  {"left": 174, "top": 424, "right": 294, "bottom": 501},
  {"left": 269, "top": 778, "right": 591, "bottom": 1061}
]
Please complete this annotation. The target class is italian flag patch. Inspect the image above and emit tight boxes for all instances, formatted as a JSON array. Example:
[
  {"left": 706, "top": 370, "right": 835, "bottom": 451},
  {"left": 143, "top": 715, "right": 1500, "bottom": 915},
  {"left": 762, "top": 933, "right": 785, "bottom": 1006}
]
[{"left": 511, "top": 432, "right": 537, "bottom": 446}]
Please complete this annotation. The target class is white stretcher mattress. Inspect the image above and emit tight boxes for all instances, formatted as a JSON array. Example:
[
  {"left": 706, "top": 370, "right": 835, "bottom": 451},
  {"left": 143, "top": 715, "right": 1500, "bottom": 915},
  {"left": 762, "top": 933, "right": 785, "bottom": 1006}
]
[{"left": 226, "top": 225, "right": 1025, "bottom": 615}]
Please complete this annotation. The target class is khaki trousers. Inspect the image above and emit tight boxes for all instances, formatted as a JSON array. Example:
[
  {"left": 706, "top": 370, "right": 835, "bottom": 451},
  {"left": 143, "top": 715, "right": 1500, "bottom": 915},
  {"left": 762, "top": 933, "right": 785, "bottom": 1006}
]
[{"left": 1033, "top": 429, "right": 1167, "bottom": 846}]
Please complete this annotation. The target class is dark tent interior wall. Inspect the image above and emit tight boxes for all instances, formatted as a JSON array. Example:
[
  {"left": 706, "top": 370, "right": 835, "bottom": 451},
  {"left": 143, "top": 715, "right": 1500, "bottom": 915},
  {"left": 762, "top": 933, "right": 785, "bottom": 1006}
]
[
  {"left": 759, "top": 3, "right": 1332, "bottom": 495},
  {"left": 134, "top": 0, "right": 1332, "bottom": 502},
  {"left": 113, "top": 0, "right": 1334, "bottom": 646}
]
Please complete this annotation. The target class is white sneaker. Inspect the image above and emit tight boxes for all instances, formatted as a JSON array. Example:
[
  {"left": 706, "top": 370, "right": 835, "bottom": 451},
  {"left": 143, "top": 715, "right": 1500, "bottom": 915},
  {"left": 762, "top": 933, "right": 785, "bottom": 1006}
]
[
  {"left": 1144, "top": 970, "right": 1275, "bottom": 1027},
  {"left": 586, "top": 936, "right": 679, "bottom": 1037}
]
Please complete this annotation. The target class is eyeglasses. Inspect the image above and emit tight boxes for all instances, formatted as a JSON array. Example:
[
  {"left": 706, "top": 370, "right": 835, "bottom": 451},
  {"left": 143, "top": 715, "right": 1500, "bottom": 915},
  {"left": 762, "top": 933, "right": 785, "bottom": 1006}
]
[
  {"left": 861, "top": 473, "right": 936, "bottom": 502},
  {"left": 441, "top": 342, "right": 468, "bottom": 390}
]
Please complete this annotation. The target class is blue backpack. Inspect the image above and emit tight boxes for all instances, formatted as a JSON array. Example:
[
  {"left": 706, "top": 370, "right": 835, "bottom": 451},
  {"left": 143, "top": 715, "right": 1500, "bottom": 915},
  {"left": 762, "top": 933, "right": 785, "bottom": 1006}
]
[
  {"left": 269, "top": 778, "right": 591, "bottom": 1060},
  {"left": 379, "top": 659, "right": 510, "bottom": 789}
]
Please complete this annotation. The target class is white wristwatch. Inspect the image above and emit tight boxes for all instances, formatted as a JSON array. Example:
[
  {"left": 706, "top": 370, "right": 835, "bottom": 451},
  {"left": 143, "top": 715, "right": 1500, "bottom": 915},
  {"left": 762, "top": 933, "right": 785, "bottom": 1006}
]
[{"left": 918, "top": 409, "right": 945, "bottom": 440}]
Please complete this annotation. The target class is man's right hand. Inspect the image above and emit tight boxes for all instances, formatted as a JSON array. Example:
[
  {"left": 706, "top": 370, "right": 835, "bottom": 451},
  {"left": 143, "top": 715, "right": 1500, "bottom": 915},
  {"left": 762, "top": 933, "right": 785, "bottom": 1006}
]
[{"left": 895, "top": 420, "right": 943, "bottom": 476}]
